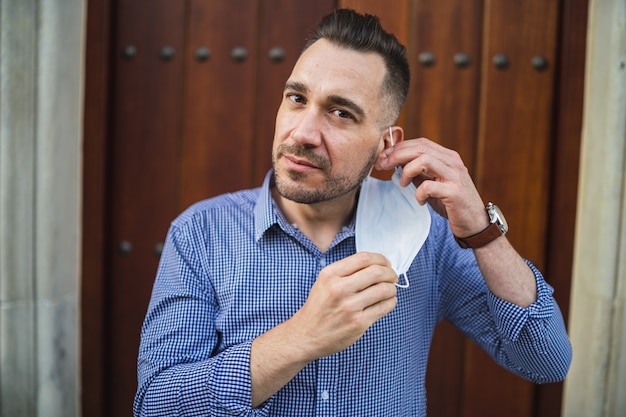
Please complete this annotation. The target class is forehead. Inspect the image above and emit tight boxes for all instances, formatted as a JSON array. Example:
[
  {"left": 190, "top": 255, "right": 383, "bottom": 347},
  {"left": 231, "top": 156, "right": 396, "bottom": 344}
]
[{"left": 289, "top": 40, "right": 387, "bottom": 110}]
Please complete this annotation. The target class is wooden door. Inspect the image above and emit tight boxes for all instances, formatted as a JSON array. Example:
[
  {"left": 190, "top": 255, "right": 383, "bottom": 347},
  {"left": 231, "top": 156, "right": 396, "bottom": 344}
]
[
  {"left": 82, "top": 0, "right": 587, "bottom": 415},
  {"left": 105, "top": 2, "right": 186, "bottom": 416}
]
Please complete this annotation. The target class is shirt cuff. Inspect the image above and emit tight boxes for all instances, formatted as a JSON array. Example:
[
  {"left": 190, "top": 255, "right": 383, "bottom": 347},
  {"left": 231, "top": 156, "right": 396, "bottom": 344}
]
[
  {"left": 486, "top": 261, "right": 555, "bottom": 342},
  {"left": 206, "top": 340, "right": 274, "bottom": 416}
]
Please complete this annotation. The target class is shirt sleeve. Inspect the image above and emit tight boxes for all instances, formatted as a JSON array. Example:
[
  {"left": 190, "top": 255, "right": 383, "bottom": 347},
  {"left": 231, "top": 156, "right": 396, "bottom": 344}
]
[
  {"left": 133, "top": 222, "right": 274, "bottom": 417},
  {"left": 436, "top": 220, "right": 572, "bottom": 384},
  {"left": 484, "top": 261, "right": 572, "bottom": 383}
]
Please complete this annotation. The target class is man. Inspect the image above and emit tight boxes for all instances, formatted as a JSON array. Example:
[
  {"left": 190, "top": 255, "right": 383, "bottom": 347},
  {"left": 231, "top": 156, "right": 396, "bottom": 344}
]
[{"left": 134, "top": 9, "right": 571, "bottom": 416}]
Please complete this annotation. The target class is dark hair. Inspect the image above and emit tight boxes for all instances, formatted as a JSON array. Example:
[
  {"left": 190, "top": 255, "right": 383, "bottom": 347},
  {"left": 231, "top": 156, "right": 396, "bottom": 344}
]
[{"left": 304, "top": 9, "right": 410, "bottom": 123}]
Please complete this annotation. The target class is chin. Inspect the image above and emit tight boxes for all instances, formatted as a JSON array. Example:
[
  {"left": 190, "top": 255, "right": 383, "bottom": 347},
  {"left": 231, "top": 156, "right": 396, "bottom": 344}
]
[{"left": 273, "top": 172, "right": 321, "bottom": 204}]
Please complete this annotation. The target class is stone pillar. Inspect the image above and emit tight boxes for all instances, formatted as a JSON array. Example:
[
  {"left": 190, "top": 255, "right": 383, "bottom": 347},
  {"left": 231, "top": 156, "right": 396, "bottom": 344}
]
[
  {"left": 0, "top": 1, "right": 85, "bottom": 416},
  {"left": 0, "top": 1, "right": 38, "bottom": 414},
  {"left": 562, "top": 0, "right": 626, "bottom": 416}
]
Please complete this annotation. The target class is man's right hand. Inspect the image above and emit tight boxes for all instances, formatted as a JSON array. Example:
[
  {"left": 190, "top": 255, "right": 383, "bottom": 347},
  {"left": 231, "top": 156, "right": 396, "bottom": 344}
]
[
  {"left": 250, "top": 252, "right": 398, "bottom": 407},
  {"left": 291, "top": 251, "right": 398, "bottom": 359}
]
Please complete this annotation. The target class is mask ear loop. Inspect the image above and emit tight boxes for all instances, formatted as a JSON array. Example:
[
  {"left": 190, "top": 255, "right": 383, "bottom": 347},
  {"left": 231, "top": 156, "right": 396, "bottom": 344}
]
[
  {"left": 388, "top": 127, "right": 410, "bottom": 289},
  {"left": 389, "top": 127, "right": 402, "bottom": 177},
  {"left": 397, "top": 273, "right": 410, "bottom": 288}
]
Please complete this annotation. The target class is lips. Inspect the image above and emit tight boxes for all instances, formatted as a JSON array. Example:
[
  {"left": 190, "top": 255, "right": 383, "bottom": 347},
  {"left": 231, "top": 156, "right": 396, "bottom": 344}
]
[
  {"left": 276, "top": 143, "right": 330, "bottom": 172},
  {"left": 284, "top": 155, "right": 319, "bottom": 169}
]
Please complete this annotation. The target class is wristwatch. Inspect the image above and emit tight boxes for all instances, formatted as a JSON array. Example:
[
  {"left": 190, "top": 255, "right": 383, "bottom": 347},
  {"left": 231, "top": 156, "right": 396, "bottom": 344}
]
[{"left": 454, "top": 202, "right": 508, "bottom": 249}]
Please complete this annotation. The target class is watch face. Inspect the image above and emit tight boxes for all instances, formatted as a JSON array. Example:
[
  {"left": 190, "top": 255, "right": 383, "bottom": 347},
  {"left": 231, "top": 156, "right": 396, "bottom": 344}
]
[
  {"left": 490, "top": 204, "right": 509, "bottom": 234},
  {"left": 488, "top": 203, "right": 508, "bottom": 234}
]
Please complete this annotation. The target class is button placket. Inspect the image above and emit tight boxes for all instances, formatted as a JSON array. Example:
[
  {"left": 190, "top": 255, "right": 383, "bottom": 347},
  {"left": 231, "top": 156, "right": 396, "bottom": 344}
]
[{"left": 315, "top": 355, "right": 338, "bottom": 416}]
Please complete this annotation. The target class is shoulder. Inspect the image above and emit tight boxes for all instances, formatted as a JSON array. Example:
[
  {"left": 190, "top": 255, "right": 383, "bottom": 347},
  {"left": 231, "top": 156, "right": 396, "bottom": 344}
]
[{"left": 171, "top": 187, "right": 261, "bottom": 232}]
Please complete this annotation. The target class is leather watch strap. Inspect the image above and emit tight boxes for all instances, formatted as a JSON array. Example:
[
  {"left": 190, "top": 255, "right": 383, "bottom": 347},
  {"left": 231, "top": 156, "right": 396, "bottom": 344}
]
[{"left": 454, "top": 222, "right": 502, "bottom": 249}]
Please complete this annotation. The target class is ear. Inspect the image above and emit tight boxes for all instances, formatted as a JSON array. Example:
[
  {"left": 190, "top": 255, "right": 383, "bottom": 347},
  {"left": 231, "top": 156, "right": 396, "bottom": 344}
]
[
  {"left": 385, "top": 126, "right": 404, "bottom": 149},
  {"left": 375, "top": 126, "right": 404, "bottom": 171}
]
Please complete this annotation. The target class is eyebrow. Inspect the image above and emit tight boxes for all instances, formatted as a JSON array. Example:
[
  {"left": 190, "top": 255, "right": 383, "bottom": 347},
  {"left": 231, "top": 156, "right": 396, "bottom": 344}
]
[
  {"left": 284, "top": 81, "right": 307, "bottom": 94},
  {"left": 327, "top": 95, "right": 365, "bottom": 120},
  {"left": 284, "top": 81, "right": 366, "bottom": 120}
]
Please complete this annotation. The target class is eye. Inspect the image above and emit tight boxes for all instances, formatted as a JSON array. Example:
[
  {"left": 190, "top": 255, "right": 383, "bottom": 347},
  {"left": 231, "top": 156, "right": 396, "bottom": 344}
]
[
  {"left": 287, "top": 93, "right": 306, "bottom": 105},
  {"left": 332, "top": 109, "right": 355, "bottom": 120}
]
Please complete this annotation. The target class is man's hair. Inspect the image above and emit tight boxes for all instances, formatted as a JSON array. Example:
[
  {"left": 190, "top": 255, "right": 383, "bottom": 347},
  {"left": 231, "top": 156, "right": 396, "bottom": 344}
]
[{"left": 303, "top": 9, "right": 410, "bottom": 124}]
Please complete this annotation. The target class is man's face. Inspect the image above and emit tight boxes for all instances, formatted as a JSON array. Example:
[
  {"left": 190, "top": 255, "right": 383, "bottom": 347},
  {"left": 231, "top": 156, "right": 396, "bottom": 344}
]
[{"left": 272, "top": 39, "right": 388, "bottom": 204}]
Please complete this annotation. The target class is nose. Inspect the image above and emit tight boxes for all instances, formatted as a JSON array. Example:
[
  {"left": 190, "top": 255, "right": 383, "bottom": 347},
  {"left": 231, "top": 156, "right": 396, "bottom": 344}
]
[{"left": 289, "top": 107, "right": 323, "bottom": 148}]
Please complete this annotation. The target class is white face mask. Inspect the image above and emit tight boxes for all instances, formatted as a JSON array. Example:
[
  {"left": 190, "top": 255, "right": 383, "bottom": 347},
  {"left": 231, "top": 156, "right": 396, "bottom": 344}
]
[{"left": 355, "top": 129, "right": 431, "bottom": 288}]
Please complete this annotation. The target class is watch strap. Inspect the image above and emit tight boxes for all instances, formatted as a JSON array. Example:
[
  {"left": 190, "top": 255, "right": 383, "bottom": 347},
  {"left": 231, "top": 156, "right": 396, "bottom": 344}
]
[{"left": 454, "top": 222, "right": 502, "bottom": 249}]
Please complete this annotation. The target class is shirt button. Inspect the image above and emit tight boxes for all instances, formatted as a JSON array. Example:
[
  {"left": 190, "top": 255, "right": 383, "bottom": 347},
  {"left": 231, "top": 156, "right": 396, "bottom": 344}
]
[
  {"left": 319, "top": 258, "right": 327, "bottom": 267},
  {"left": 321, "top": 390, "right": 330, "bottom": 400}
]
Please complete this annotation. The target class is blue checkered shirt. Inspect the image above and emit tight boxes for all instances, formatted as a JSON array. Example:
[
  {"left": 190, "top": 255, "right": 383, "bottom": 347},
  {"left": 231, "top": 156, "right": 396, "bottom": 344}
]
[{"left": 134, "top": 171, "right": 571, "bottom": 416}]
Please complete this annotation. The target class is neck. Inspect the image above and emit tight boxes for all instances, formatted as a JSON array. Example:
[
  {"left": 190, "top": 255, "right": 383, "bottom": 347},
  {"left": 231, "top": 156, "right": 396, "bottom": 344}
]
[{"left": 271, "top": 188, "right": 357, "bottom": 253}]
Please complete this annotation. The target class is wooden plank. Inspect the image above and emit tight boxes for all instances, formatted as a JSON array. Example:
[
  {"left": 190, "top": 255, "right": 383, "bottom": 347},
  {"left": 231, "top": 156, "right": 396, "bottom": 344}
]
[
  {"left": 405, "top": 0, "right": 483, "bottom": 171},
  {"left": 536, "top": 0, "right": 588, "bottom": 415},
  {"left": 180, "top": 0, "right": 259, "bottom": 207},
  {"left": 253, "top": 0, "right": 336, "bottom": 184},
  {"left": 81, "top": 0, "right": 111, "bottom": 414},
  {"left": 475, "top": 0, "right": 559, "bottom": 265},
  {"left": 463, "top": 1, "right": 560, "bottom": 416},
  {"left": 404, "top": 2, "right": 484, "bottom": 416},
  {"left": 107, "top": 0, "right": 185, "bottom": 415}
]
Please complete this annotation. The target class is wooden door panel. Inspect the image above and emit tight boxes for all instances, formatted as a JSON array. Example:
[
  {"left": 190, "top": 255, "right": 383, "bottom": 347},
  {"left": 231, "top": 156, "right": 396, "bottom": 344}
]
[
  {"left": 536, "top": 0, "right": 588, "bottom": 415},
  {"left": 406, "top": 0, "right": 483, "bottom": 169},
  {"left": 462, "top": 1, "right": 560, "bottom": 417},
  {"left": 476, "top": 0, "right": 559, "bottom": 263},
  {"left": 82, "top": 0, "right": 112, "bottom": 414},
  {"left": 403, "top": 2, "right": 484, "bottom": 416},
  {"left": 107, "top": 1, "right": 186, "bottom": 415},
  {"left": 180, "top": 0, "right": 259, "bottom": 207}
]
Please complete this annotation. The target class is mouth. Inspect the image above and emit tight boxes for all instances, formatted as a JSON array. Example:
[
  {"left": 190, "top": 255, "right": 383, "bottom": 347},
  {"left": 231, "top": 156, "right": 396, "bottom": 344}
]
[
  {"left": 275, "top": 143, "right": 330, "bottom": 173},
  {"left": 285, "top": 155, "right": 319, "bottom": 169}
]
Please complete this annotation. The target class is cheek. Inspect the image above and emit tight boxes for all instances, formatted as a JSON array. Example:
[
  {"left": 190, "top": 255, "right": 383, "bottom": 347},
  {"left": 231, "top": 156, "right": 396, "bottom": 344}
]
[{"left": 332, "top": 139, "right": 380, "bottom": 170}]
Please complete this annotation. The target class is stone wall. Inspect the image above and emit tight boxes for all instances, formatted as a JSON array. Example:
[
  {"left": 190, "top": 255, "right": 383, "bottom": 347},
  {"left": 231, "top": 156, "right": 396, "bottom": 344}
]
[{"left": 0, "top": 1, "right": 85, "bottom": 415}]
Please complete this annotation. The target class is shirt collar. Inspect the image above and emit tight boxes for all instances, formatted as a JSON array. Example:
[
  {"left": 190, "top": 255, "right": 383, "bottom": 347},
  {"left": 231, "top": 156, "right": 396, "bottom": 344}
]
[{"left": 254, "top": 170, "right": 279, "bottom": 242}]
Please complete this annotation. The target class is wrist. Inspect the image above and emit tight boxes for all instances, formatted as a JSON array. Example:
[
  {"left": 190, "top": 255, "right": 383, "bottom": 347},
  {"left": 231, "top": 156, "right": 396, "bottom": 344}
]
[
  {"left": 454, "top": 202, "right": 508, "bottom": 249},
  {"left": 250, "top": 321, "right": 313, "bottom": 407}
]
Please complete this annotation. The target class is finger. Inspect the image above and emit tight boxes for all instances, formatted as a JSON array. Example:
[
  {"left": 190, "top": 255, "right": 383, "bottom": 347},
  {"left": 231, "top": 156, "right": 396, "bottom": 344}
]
[
  {"left": 403, "top": 152, "right": 455, "bottom": 192},
  {"left": 334, "top": 280, "right": 397, "bottom": 327},
  {"left": 383, "top": 137, "right": 463, "bottom": 171},
  {"left": 347, "top": 263, "right": 399, "bottom": 293},
  {"left": 412, "top": 177, "right": 457, "bottom": 205},
  {"left": 323, "top": 252, "right": 391, "bottom": 278},
  {"left": 350, "top": 279, "right": 398, "bottom": 309},
  {"left": 362, "top": 293, "right": 398, "bottom": 320}
]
